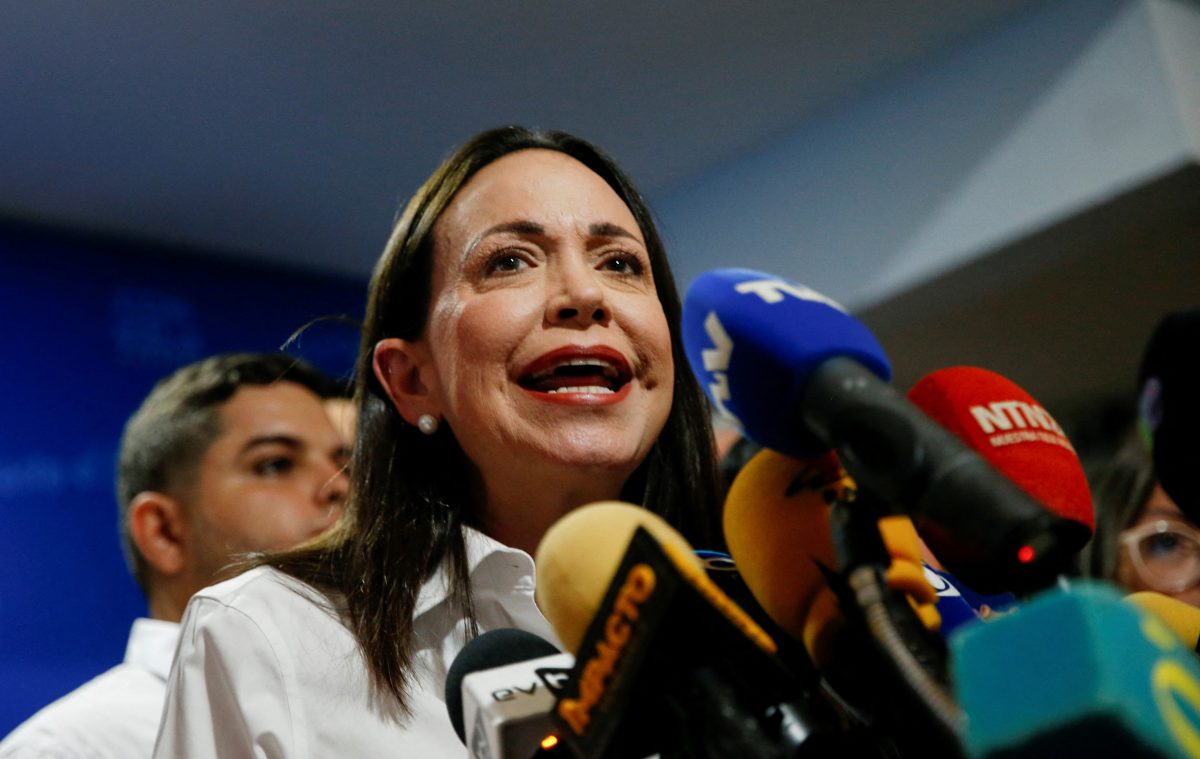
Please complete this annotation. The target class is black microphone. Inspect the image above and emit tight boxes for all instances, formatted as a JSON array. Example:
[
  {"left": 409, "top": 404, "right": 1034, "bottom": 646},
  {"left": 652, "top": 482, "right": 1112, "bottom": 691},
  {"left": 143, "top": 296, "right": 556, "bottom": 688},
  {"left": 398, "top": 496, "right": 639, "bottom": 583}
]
[
  {"left": 681, "top": 268, "right": 1089, "bottom": 595},
  {"left": 445, "top": 628, "right": 574, "bottom": 758}
]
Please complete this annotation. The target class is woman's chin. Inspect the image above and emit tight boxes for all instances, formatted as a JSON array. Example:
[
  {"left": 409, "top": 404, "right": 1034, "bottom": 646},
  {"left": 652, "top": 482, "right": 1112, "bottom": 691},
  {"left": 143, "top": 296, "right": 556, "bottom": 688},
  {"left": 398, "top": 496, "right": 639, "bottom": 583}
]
[
  {"left": 540, "top": 426, "right": 650, "bottom": 469},
  {"left": 541, "top": 451, "right": 640, "bottom": 485}
]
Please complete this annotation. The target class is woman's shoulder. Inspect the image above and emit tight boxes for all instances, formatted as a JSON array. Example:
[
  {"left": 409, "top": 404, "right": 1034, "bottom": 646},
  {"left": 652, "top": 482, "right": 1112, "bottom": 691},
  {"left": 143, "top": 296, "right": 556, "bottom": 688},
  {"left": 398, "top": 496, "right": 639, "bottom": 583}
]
[
  {"left": 178, "top": 566, "right": 357, "bottom": 679},
  {"left": 187, "top": 565, "right": 341, "bottom": 627}
]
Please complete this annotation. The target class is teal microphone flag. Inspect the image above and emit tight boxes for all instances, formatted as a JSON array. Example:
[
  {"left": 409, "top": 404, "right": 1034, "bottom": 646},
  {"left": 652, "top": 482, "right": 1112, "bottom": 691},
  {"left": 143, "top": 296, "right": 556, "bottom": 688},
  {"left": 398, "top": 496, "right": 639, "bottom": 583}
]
[{"left": 952, "top": 581, "right": 1200, "bottom": 758}]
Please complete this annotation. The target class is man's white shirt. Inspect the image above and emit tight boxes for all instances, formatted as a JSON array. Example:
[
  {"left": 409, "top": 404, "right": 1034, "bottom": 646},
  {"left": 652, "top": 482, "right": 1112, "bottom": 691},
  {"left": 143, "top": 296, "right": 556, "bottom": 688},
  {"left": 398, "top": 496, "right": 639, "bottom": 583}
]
[{"left": 0, "top": 618, "right": 180, "bottom": 759}]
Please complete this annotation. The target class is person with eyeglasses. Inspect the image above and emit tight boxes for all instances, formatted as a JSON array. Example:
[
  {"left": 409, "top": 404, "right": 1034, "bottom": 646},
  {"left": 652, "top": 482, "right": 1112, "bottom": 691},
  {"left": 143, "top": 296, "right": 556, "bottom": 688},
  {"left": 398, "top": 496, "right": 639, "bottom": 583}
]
[{"left": 1081, "top": 432, "right": 1200, "bottom": 607}]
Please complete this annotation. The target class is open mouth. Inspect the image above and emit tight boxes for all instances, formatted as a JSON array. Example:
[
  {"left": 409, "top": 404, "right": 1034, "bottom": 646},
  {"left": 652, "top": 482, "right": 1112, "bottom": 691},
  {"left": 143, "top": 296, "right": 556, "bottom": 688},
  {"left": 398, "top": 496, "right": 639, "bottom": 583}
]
[{"left": 518, "top": 355, "right": 633, "bottom": 395}]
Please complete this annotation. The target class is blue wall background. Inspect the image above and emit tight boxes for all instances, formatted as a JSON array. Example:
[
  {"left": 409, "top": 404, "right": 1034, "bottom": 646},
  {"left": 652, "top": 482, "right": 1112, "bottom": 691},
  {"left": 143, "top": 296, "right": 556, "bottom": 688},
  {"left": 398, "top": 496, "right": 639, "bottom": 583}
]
[{"left": 0, "top": 222, "right": 366, "bottom": 734}]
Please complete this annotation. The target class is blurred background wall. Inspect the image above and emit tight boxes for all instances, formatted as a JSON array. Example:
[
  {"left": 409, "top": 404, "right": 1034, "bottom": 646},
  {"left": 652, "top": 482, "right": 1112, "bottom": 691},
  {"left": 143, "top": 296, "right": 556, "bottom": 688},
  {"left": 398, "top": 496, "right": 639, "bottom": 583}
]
[{"left": 0, "top": 225, "right": 363, "bottom": 731}]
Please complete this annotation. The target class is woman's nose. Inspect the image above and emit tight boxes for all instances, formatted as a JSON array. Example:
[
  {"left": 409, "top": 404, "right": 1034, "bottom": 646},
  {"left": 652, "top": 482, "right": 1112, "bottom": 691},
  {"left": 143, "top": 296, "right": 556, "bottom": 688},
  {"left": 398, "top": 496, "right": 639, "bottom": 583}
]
[{"left": 546, "top": 258, "right": 608, "bottom": 326}]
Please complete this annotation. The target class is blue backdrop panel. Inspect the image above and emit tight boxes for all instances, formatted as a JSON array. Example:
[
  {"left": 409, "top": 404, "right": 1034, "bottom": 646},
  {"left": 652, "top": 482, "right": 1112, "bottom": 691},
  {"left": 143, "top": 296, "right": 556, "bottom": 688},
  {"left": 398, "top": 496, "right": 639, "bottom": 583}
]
[{"left": 0, "top": 222, "right": 366, "bottom": 734}]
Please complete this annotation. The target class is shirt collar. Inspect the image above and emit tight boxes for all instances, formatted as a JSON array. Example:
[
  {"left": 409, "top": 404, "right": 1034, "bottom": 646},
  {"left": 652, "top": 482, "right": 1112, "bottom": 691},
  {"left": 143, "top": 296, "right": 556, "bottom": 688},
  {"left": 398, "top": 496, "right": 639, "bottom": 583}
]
[
  {"left": 124, "top": 617, "right": 182, "bottom": 682},
  {"left": 413, "top": 526, "right": 536, "bottom": 619}
]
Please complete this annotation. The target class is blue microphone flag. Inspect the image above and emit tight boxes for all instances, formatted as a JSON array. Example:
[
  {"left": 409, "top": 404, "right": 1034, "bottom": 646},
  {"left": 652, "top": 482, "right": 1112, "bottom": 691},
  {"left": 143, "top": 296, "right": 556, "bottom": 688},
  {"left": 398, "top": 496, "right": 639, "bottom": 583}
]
[{"left": 682, "top": 268, "right": 890, "bottom": 458}]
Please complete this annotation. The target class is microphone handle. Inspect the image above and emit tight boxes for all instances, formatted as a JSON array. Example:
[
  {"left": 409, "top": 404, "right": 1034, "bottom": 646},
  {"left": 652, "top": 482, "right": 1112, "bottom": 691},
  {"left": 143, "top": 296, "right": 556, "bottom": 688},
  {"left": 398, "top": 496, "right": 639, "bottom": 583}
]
[
  {"left": 800, "top": 356, "right": 1085, "bottom": 595},
  {"left": 672, "top": 666, "right": 892, "bottom": 759},
  {"left": 829, "top": 489, "right": 949, "bottom": 687}
]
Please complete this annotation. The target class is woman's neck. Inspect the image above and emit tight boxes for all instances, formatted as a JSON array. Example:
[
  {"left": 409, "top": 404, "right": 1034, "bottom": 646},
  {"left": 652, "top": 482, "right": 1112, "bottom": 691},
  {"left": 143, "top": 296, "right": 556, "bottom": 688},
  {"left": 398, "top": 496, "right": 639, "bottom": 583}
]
[{"left": 469, "top": 466, "right": 631, "bottom": 555}]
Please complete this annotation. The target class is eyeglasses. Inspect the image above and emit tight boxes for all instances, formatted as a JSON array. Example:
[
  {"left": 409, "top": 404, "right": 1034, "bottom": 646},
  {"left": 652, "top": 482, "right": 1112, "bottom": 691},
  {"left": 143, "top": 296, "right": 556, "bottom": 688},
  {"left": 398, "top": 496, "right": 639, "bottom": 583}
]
[{"left": 1119, "top": 519, "right": 1200, "bottom": 593}]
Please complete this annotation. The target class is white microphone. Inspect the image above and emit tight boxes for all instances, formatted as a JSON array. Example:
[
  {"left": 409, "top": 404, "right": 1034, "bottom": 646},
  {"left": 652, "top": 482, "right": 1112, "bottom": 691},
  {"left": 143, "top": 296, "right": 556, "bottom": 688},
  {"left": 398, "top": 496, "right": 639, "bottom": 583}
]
[{"left": 446, "top": 629, "right": 574, "bottom": 759}]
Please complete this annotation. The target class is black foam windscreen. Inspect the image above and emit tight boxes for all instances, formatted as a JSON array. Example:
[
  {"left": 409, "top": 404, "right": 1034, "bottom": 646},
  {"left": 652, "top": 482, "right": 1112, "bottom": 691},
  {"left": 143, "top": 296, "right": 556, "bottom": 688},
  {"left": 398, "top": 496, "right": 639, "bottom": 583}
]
[
  {"left": 1138, "top": 308, "right": 1200, "bottom": 521},
  {"left": 445, "top": 628, "right": 560, "bottom": 741}
]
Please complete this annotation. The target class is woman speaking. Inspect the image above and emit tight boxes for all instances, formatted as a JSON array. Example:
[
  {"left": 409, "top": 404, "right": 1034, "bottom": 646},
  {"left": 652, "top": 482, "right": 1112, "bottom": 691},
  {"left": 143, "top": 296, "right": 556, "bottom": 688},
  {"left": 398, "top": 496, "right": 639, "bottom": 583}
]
[{"left": 153, "top": 126, "right": 722, "bottom": 756}]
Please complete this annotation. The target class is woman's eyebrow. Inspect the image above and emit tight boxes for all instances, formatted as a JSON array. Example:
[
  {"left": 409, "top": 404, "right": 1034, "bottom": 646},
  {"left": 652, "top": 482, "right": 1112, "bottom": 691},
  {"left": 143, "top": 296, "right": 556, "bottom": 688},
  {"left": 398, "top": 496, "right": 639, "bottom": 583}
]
[
  {"left": 465, "top": 220, "right": 547, "bottom": 258},
  {"left": 463, "top": 220, "right": 641, "bottom": 259},
  {"left": 589, "top": 222, "right": 639, "bottom": 240},
  {"left": 482, "top": 220, "right": 546, "bottom": 238},
  {"left": 1144, "top": 506, "right": 1187, "bottom": 519}
]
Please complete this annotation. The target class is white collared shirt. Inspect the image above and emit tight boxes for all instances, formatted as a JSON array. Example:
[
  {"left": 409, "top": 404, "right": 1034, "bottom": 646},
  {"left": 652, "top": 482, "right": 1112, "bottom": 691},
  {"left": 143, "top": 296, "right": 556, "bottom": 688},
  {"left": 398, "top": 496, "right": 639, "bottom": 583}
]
[
  {"left": 0, "top": 618, "right": 181, "bottom": 759},
  {"left": 153, "top": 528, "right": 557, "bottom": 758}
]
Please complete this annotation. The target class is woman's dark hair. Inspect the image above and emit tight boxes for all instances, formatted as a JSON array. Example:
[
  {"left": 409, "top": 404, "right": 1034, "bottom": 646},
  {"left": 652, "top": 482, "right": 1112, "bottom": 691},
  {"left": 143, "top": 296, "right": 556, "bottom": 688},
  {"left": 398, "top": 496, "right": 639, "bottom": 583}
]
[
  {"left": 264, "top": 126, "right": 722, "bottom": 711},
  {"left": 1078, "top": 430, "right": 1158, "bottom": 581}
]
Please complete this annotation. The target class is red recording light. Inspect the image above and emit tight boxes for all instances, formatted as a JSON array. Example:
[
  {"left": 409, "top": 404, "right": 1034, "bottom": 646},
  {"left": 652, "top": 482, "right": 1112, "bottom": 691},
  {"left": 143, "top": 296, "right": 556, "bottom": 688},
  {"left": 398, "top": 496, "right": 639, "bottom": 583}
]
[{"left": 1017, "top": 545, "right": 1036, "bottom": 564}]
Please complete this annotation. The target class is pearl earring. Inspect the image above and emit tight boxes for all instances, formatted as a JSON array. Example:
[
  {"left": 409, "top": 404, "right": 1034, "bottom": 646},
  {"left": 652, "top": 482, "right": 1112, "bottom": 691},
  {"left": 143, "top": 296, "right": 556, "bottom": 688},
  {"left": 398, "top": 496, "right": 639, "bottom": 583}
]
[{"left": 417, "top": 414, "right": 439, "bottom": 436}]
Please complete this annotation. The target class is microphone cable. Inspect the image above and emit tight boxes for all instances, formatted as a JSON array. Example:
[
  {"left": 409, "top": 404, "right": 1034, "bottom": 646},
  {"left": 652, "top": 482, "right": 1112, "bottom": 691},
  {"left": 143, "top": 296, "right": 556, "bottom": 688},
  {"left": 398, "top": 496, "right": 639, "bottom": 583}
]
[{"left": 830, "top": 487, "right": 965, "bottom": 755}]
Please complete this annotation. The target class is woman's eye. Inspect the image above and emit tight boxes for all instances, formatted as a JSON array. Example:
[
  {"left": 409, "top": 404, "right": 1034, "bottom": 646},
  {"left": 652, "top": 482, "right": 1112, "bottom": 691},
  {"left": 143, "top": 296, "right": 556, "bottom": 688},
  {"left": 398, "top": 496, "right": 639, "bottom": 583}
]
[
  {"left": 486, "top": 252, "right": 528, "bottom": 275},
  {"left": 602, "top": 253, "right": 644, "bottom": 276},
  {"left": 254, "top": 457, "right": 295, "bottom": 476},
  {"left": 1144, "top": 533, "right": 1184, "bottom": 558}
]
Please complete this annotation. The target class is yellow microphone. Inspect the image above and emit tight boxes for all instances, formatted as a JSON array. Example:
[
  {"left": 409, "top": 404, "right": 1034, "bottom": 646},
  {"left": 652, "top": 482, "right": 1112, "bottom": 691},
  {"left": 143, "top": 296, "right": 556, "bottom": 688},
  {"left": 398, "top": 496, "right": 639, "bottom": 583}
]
[
  {"left": 722, "top": 448, "right": 939, "bottom": 666},
  {"left": 534, "top": 501, "right": 842, "bottom": 757},
  {"left": 534, "top": 501, "right": 705, "bottom": 654},
  {"left": 1125, "top": 591, "right": 1200, "bottom": 652}
]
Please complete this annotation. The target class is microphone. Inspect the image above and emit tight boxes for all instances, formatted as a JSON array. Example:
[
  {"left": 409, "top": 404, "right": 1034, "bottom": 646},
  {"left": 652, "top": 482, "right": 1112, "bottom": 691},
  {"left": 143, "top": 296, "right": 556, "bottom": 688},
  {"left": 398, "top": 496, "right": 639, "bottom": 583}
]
[
  {"left": 721, "top": 447, "right": 941, "bottom": 666},
  {"left": 723, "top": 447, "right": 962, "bottom": 755},
  {"left": 1126, "top": 591, "right": 1200, "bottom": 653},
  {"left": 692, "top": 548, "right": 809, "bottom": 666},
  {"left": 536, "top": 501, "right": 851, "bottom": 758},
  {"left": 952, "top": 581, "right": 1200, "bottom": 758},
  {"left": 1139, "top": 308, "right": 1200, "bottom": 521},
  {"left": 535, "top": 501, "right": 702, "bottom": 655},
  {"left": 445, "top": 628, "right": 574, "bottom": 758},
  {"left": 906, "top": 365, "right": 1093, "bottom": 595},
  {"left": 907, "top": 365, "right": 1094, "bottom": 533},
  {"left": 682, "top": 267, "right": 1089, "bottom": 594}
]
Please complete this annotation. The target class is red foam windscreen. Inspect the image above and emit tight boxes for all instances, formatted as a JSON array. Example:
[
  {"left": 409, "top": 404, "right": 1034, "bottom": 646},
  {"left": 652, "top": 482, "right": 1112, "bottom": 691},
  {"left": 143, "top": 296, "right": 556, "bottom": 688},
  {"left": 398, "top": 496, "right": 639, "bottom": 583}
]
[{"left": 907, "top": 366, "right": 1094, "bottom": 533}]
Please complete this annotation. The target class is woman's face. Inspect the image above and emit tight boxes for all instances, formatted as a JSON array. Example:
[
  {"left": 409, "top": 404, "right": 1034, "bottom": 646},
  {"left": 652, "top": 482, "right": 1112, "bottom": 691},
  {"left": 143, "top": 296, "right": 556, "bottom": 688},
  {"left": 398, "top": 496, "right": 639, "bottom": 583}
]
[
  {"left": 416, "top": 149, "right": 674, "bottom": 506},
  {"left": 1116, "top": 484, "right": 1200, "bottom": 608}
]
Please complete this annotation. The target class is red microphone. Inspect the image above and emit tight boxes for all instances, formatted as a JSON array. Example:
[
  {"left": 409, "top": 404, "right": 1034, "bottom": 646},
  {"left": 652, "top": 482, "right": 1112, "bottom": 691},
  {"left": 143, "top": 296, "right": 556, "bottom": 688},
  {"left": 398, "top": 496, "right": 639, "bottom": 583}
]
[{"left": 907, "top": 367, "right": 1094, "bottom": 585}]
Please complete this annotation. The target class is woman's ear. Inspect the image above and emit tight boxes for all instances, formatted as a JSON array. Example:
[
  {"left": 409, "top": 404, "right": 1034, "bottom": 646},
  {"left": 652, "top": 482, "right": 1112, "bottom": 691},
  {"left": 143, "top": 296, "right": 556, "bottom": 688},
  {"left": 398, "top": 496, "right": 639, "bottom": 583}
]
[
  {"left": 128, "top": 492, "right": 187, "bottom": 578},
  {"left": 373, "top": 337, "right": 440, "bottom": 426}
]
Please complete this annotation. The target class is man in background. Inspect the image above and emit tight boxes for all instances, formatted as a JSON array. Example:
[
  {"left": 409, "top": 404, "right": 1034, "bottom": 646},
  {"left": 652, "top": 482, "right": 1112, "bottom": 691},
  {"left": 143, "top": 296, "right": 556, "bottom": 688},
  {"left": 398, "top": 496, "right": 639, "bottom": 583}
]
[{"left": 0, "top": 353, "right": 351, "bottom": 758}]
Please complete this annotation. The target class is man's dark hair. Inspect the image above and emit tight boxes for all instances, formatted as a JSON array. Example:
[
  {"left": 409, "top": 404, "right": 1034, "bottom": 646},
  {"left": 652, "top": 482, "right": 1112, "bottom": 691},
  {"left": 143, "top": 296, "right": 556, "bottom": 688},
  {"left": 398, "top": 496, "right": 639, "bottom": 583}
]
[{"left": 116, "top": 352, "right": 340, "bottom": 594}]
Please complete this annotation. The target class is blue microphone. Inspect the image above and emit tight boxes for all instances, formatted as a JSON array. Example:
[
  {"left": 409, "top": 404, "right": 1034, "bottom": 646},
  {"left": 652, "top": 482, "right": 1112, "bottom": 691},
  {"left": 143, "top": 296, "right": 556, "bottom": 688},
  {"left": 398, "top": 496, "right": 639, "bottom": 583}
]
[
  {"left": 682, "top": 268, "right": 890, "bottom": 459},
  {"left": 681, "top": 268, "right": 1087, "bottom": 595}
]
